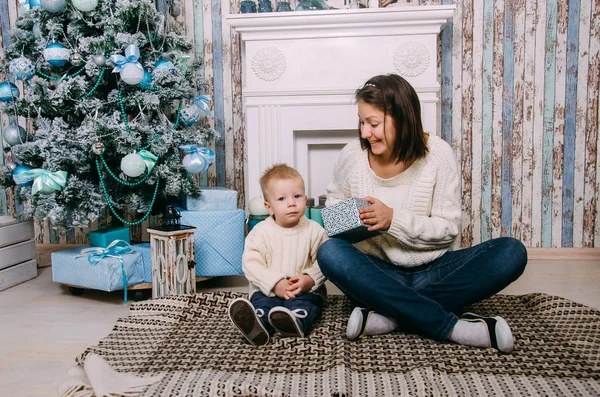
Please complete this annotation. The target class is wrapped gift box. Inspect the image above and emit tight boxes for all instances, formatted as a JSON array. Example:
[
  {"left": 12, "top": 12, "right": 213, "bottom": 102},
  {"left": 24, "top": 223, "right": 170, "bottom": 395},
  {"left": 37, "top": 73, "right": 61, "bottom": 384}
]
[
  {"left": 322, "top": 197, "right": 382, "bottom": 244},
  {"left": 89, "top": 227, "right": 130, "bottom": 248},
  {"left": 132, "top": 243, "right": 152, "bottom": 283},
  {"left": 181, "top": 187, "right": 239, "bottom": 211},
  {"left": 178, "top": 208, "right": 245, "bottom": 276},
  {"left": 51, "top": 246, "right": 145, "bottom": 291}
]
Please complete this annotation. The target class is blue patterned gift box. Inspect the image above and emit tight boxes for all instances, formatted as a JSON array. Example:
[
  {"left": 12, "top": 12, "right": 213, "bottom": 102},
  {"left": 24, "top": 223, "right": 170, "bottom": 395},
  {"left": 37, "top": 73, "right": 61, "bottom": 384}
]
[
  {"left": 51, "top": 245, "right": 145, "bottom": 292},
  {"left": 322, "top": 197, "right": 382, "bottom": 244},
  {"left": 131, "top": 243, "right": 152, "bottom": 283},
  {"left": 181, "top": 187, "right": 238, "bottom": 211},
  {"left": 177, "top": 208, "right": 245, "bottom": 276}
]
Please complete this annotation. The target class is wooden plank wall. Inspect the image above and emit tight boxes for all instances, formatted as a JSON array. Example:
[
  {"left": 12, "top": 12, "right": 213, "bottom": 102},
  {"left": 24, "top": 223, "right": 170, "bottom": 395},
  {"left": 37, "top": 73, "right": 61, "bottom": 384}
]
[{"left": 1, "top": 0, "right": 599, "bottom": 249}]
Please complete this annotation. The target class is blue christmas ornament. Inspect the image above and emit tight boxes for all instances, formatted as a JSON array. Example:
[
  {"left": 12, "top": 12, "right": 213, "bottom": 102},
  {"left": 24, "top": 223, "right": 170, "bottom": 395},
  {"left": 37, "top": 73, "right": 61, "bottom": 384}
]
[
  {"left": 153, "top": 59, "right": 175, "bottom": 73},
  {"left": 9, "top": 57, "right": 34, "bottom": 81},
  {"left": 179, "top": 145, "right": 215, "bottom": 174},
  {"left": 137, "top": 70, "right": 153, "bottom": 88},
  {"left": 19, "top": 0, "right": 42, "bottom": 12},
  {"left": 180, "top": 103, "right": 202, "bottom": 127},
  {"left": 0, "top": 82, "right": 20, "bottom": 102},
  {"left": 12, "top": 164, "right": 34, "bottom": 187},
  {"left": 192, "top": 95, "right": 211, "bottom": 119},
  {"left": 43, "top": 43, "right": 70, "bottom": 67}
]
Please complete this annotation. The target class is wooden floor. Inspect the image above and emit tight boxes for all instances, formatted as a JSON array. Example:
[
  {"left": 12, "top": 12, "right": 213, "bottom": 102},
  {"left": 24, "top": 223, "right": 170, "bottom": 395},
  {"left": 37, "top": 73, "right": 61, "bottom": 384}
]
[{"left": 0, "top": 249, "right": 598, "bottom": 397}]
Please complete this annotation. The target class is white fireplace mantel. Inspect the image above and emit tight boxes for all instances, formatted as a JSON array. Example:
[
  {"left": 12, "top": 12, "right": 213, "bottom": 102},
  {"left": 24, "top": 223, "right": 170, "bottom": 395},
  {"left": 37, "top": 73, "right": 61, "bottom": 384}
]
[{"left": 226, "top": 5, "right": 455, "bottom": 202}]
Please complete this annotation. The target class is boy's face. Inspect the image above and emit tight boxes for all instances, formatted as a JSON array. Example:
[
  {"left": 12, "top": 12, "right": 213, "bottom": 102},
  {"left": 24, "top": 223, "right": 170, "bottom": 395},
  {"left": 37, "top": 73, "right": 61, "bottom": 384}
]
[{"left": 264, "top": 177, "right": 307, "bottom": 228}]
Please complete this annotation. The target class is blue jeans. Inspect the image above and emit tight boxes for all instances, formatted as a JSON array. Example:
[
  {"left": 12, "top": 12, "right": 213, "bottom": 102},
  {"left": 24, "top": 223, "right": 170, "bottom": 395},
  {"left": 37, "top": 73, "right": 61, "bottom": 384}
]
[
  {"left": 316, "top": 237, "right": 527, "bottom": 341},
  {"left": 250, "top": 290, "right": 324, "bottom": 336}
]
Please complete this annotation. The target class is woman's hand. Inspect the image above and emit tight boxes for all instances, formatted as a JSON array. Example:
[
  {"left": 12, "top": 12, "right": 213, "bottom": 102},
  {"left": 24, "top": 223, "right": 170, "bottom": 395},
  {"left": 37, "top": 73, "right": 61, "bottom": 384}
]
[{"left": 360, "top": 196, "right": 393, "bottom": 232}]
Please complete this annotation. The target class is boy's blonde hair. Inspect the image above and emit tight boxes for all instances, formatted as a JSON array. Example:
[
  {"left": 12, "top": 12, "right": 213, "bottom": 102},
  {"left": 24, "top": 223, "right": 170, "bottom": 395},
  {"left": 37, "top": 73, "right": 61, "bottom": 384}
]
[{"left": 260, "top": 163, "right": 304, "bottom": 200}]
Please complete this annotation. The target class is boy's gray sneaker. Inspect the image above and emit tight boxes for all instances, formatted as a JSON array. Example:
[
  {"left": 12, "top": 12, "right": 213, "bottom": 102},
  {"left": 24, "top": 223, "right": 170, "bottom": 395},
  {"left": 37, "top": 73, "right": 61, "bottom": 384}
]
[
  {"left": 268, "top": 307, "right": 307, "bottom": 337},
  {"left": 228, "top": 298, "right": 270, "bottom": 346}
]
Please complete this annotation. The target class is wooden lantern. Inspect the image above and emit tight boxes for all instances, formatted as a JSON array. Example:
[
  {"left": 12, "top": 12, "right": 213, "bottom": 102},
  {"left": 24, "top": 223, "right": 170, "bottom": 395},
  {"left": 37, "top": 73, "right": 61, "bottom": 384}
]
[{"left": 147, "top": 226, "right": 197, "bottom": 298}]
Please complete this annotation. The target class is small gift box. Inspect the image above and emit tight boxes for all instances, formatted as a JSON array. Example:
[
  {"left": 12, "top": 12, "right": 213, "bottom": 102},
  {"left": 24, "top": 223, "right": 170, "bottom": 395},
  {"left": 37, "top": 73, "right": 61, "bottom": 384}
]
[
  {"left": 89, "top": 227, "right": 130, "bottom": 248},
  {"left": 51, "top": 241, "right": 145, "bottom": 302},
  {"left": 322, "top": 197, "right": 382, "bottom": 244},
  {"left": 181, "top": 187, "right": 239, "bottom": 211}
]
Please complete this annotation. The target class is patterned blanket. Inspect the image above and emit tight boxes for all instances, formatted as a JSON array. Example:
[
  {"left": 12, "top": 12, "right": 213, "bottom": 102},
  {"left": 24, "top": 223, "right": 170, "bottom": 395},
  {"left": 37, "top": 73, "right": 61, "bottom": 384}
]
[{"left": 75, "top": 292, "right": 600, "bottom": 396}]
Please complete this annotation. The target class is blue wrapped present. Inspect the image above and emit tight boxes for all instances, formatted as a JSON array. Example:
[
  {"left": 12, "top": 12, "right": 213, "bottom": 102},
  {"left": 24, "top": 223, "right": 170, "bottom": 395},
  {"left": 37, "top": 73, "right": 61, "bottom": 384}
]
[
  {"left": 131, "top": 243, "right": 152, "bottom": 283},
  {"left": 51, "top": 241, "right": 145, "bottom": 302},
  {"left": 178, "top": 208, "right": 245, "bottom": 276},
  {"left": 89, "top": 227, "right": 130, "bottom": 248},
  {"left": 181, "top": 187, "right": 239, "bottom": 211}
]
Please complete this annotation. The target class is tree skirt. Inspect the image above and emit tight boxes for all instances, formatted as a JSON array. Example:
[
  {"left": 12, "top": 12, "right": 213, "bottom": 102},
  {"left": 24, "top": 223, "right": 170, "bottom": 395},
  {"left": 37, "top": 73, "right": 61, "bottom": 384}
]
[{"left": 64, "top": 292, "right": 599, "bottom": 396}]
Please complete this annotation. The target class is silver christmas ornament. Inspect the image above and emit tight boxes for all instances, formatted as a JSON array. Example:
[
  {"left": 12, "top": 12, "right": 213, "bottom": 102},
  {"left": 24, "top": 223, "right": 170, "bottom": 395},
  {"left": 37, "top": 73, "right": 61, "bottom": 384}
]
[
  {"left": 170, "top": 4, "right": 181, "bottom": 17},
  {"left": 5, "top": 160, "right": 17, "bottom": 172},
  {"left": 93, "top": 54, "right": 106, "bottom": 66},
  {"left": 3, "top": 124, "right": 28, "bottom": 146},
  {"left": 91, "top": 141, "right": 105, "bottom": 155},
  {"left": 71, "top": 52, "right": 83, "bottom": 65}
]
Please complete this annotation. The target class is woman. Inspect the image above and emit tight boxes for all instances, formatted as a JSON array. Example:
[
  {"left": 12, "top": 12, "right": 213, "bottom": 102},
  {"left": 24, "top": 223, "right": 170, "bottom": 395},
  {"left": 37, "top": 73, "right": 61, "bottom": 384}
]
[{"left": 317, "top": 74, "right": 527, "bottom": 353}]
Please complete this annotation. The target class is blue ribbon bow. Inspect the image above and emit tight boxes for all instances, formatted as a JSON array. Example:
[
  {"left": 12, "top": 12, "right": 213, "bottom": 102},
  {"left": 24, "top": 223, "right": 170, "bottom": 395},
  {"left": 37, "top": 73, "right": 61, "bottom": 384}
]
[
  {"left": 12, "top": 168, "right": 68, "bottom": 195},
  {"left": 192, "top": 95, "right": 211, "bottom": 114},
  {"left": 179, "top": 145, "right": 215, "bottom": 174},
  {"left": 77, "top": 240, "right": 133, "bottom": 303},
  {"left": 110, "top": 45, "right": 144, "bottom": 74},
  {"left": 137, "top": 149, "right": 158, "bottom": 174}
]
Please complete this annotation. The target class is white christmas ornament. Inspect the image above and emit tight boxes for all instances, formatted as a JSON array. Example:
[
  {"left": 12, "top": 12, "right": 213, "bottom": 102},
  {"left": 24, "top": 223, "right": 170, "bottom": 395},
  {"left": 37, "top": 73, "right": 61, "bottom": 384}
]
[
  {"left": 120, "top": 153, "right": 146, "bottom": 177},
  {"left": 71, "top": 0, "right": 98, "bottom": 11},
  {"left": 40, "top": 0, "right": 66, "bottom": 12},
  {"left": 249, "top": 196, "right": 269, "bottom": 215},
  {"left": 120, "top": 63, "right": 145, "bottom": 85},
  {"left": 43, "top": 43, "right": 70, "bottom": 67}
]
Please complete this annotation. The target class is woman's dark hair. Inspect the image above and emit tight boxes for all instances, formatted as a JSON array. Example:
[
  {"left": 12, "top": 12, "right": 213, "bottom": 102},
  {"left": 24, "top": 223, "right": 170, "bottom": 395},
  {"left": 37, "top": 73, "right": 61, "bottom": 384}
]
[{"left": 355, "top": 74, "right": 428, "bottom": 163}]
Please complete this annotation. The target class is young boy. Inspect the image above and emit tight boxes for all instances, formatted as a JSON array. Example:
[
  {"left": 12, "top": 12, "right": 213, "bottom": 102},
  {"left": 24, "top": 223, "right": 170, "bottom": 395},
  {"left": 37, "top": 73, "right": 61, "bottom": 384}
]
[{"left": 228, "top": 164, "right": 328, "bottom": 346}]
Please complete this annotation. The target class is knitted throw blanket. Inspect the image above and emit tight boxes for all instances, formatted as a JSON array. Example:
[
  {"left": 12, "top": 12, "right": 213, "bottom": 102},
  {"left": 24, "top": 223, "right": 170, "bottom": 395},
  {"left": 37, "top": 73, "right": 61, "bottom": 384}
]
[{"left": 61, "top": 292, "right": 600, "bottom": 396}]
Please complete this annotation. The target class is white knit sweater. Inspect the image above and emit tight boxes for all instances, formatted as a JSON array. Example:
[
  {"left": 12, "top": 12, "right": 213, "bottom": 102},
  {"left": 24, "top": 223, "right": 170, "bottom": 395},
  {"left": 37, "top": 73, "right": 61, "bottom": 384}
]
[
  {"left": 242, "top": 216, "right": 328, "bottom": 298},
  {"left": 326, "top": 135, "right": 461, "bottom": 268}
]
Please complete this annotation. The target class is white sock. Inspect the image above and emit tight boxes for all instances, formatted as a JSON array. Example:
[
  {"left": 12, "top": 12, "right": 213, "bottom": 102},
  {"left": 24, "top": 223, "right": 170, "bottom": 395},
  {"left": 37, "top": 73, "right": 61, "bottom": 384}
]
[
  {"left": 364, "top": 311, "right": 398, "bottom": 336},
  {"left": 448, "top": 319, "right": 491, "bottom": 348}
]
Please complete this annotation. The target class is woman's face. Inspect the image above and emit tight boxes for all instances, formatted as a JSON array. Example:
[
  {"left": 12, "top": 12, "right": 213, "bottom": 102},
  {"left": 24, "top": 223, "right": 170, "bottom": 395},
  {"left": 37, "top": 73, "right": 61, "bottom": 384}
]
[{"left": 357, "top": 100, "right": 396, "bottom": 158}]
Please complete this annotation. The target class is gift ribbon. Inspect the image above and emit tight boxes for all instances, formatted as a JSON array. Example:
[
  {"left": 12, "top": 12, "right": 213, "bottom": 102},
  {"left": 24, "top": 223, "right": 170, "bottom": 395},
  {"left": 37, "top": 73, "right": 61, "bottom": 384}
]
[
  {"left": 12, "top": 168, "right": 67, "bottom": 195},
  {"left": 110, "top": 45, "right": 144, "bottom": 74},
  {"left": 137, "top": 149, "right": 158, "bottom": 174},
  {"left": 192, "top": 95, "right": 211, "bottom": 113},
  {"left": 77, "top": 240, "right": 133, "bottom": 303},
  {"left": 179, "top": 145, "right": 214, "bottom": 174}
]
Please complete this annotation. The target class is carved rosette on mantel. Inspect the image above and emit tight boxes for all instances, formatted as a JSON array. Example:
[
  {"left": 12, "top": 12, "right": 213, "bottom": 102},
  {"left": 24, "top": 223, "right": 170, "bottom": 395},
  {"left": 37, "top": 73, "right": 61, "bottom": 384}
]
[
  {"left": 393, "top": 41, "right": 431, "bottom": 78},
  {"left": 252, "top": 46, "right": 287, "bottom": 81}
]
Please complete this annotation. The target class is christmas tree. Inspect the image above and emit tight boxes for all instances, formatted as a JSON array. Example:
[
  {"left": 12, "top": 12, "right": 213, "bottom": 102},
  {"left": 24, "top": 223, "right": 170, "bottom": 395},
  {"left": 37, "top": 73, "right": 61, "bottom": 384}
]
[{"left": 0, "top": 0, "right": 214, "bottom": 229}]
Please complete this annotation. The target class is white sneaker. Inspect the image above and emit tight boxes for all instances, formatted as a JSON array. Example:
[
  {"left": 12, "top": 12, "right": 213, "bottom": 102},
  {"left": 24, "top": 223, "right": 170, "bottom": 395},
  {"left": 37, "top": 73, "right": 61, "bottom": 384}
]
[
  {"left": 460, "top": 312, "right": 515, "bottom": 353},
  {"left": 268, "top": 306, "right": 307, "bottom": 337},
  {"left": 228, "top": 298, "right": 270, "bottom": 346},
  {"left": 346, "top": 307, "right": 398, "bottom": 340}
]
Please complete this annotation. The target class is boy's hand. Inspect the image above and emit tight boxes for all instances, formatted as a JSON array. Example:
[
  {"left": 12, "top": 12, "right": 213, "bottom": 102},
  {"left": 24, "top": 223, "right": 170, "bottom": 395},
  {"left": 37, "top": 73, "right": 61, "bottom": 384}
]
[
  {"left": 273, "top": 278, "right": 291, "bottom": 298},
  {"left": 284, "top": 275, "right": 315, "bottom": 299}
]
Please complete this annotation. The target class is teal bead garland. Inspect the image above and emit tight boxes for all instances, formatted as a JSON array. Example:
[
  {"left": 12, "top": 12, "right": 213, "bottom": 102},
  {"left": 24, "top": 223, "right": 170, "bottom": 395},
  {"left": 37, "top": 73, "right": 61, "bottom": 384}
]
[
  {"left": 35, "top": 65, "right": 86, "bottom": 80},
  {"left": 95, "top": 158, "right": 160, "bottom": 226},
  {"left": 81, "top": 67, "right": 105, "bottom": 99}
]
